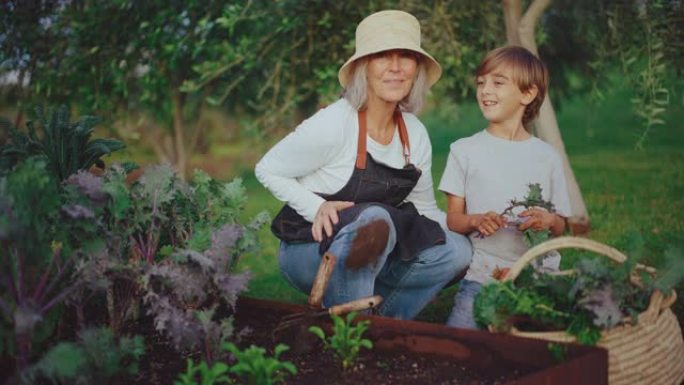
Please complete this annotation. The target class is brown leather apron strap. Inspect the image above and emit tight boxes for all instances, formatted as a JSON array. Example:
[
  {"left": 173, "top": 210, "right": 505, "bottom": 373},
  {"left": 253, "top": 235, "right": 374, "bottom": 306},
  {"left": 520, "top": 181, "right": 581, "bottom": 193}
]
[
  {"left": 395, "top": 109, "right": 411, "bottom": 166},
  {"left": 355, "top": 109, "right": 412, "bottom": 169},
  {"left": 356, "top": 109, "right": 369, "bottom": 169}
]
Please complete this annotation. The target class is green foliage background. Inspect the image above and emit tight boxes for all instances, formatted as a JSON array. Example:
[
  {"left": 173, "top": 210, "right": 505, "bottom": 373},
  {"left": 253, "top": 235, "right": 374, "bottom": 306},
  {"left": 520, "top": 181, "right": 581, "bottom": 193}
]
[{"left": 1, "top": 0, "right": 683, "bottom": 323}]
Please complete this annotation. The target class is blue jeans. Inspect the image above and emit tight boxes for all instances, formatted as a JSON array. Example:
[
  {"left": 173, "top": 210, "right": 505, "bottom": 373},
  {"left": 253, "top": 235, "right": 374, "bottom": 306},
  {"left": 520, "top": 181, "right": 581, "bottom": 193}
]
[
  {"left": 278, "top": 206, "right": 472, "bottom": 320},
  {"left": 446, "top": 279, "right": 483, "bottom": 329}
]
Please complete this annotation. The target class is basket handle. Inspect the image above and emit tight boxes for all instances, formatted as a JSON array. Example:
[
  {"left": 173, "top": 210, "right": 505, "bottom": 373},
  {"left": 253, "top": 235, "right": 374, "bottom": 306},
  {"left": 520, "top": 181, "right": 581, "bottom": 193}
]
[
  {"left": 504, "top": 236, "right": 628, "bottom": 281},
  {"left": 641, "top": 289, "right": 677, "bottom": 322}
]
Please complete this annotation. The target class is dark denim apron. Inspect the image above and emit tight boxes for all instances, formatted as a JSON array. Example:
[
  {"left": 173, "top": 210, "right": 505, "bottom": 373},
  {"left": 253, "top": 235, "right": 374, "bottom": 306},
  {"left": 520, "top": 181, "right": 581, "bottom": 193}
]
[{"left": 271, "top": 109, "right": 445, "bottom": 261}]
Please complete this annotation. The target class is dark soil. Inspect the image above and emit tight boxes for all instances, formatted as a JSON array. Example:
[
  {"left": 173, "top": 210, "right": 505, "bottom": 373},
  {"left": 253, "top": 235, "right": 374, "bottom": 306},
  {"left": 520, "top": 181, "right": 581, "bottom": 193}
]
[
  {"left": 0, "top": 299, "right": 534, "bottom": 385},
  {"left": 231, "top": 303, "right": 528, "bottom": 385},
  {"left": 120, "top": 301, "right": 529, "bottom": 385}
]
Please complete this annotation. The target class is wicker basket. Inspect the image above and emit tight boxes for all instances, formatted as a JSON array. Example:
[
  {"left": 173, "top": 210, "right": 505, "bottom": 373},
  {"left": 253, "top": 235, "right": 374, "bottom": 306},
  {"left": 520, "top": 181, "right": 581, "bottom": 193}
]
[{"left": 499, "top": 236, "right": 684, "bottom": 385}]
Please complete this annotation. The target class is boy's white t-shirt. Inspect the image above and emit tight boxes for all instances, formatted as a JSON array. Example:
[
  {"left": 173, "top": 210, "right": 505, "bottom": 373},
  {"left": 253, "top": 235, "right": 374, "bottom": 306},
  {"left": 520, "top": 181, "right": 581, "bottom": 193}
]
[{"left": 438, "top": 130, "right": 572, "bottom": 284}]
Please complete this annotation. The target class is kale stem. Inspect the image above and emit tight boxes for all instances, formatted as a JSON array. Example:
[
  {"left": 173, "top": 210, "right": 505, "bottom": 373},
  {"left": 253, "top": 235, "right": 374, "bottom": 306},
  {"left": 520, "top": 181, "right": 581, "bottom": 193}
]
[{"left": 535, "top": 303, "right": 570, "bottom": 318}]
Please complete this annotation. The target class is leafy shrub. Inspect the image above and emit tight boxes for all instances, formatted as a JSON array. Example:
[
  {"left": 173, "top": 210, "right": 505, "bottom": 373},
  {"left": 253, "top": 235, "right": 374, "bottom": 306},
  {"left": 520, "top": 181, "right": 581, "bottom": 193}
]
[
  {"left": 0, "top": 110, "right": 268, "bottom": 378},
  {"left": 223, "top": 343, "right": 296, "bottom": 385},
  {"left": 309, "top": 311, "right": 373, "bottom": 370},
  {"left": 0, "top": 106, "right": 125, "bottom": 180},
  {"left": 66, "top": 164, "right": 269, "bottom": 361},
  {"left": 20, "top": 326, "right": 144, "bottom": 385}
]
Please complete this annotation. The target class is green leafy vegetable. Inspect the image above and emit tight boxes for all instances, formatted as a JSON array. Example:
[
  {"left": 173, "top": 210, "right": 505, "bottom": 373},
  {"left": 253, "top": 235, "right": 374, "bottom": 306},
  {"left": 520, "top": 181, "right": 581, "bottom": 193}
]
[
  {"left": 309, "top": 311, "right": 373, "bottom": 370},
  {"left": 474, "top": 245, "right": 681, "bottom": 346},
  {"left": 223, "top": 343, "right": 297, "bottom": 385},
  {"left": 0, "top": 106, "right": 125, "bottom": 180}
]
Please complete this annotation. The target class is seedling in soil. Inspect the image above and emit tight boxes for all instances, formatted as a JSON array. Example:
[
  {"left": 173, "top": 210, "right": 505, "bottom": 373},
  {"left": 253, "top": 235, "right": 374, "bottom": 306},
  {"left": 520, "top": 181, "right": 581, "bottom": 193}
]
[
  {"left": 308, "top": 311, "right": 373, "bottom": 370},
  {"left": 223, "top": 342, "right": 297, "bottom": 385},
  {"left": 174, "top": 359, "right": 231, "bottom": 385}
]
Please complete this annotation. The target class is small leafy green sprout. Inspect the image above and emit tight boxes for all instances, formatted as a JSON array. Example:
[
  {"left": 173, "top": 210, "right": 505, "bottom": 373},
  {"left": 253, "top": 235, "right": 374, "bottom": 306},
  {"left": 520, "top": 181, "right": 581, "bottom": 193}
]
[
  {"left": 222, "top": 343, "right": 297, "bottom": 385},
  {"left": 308, "top": 311, "right": 373, "bottom": 370},
  {"left": 502, "top": 183, "right": 556, "bottom": 247},
  {"left": 174, "top": 359, "right": 230, "bottom": 385}
]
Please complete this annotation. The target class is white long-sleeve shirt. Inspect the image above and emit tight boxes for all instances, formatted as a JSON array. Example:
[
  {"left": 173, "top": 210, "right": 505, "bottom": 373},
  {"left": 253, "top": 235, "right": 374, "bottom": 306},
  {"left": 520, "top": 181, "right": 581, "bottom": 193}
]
[{"left": 255, "top": 98, "right": 446, "bottom": 228}]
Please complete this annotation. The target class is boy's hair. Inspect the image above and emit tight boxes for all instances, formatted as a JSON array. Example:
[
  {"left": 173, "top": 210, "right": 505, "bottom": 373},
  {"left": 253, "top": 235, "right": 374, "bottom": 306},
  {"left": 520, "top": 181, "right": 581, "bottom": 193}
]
[{"left": 476, "top": 46, "right": 548, "bottom": 128}]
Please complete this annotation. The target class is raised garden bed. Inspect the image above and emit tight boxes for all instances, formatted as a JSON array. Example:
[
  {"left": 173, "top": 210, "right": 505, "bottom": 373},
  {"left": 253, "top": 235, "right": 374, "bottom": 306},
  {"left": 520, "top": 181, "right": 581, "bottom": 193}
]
[
  {"left": 228, "top": 297, "right": 607, "bottom": 385},
  {"left": 1, "top": 296, "right": 608, "bottom": 385}
]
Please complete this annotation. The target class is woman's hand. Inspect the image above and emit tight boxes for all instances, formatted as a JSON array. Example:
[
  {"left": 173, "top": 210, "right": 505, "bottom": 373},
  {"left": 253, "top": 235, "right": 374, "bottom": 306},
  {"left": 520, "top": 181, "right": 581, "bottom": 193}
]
[
  {"left": 472, "top": 211, "right": 506, "bottom": 237},
  {"left": 312, "top": 201, "right": 355, "bottom": 242},
  {"left": 518, "top": 208, "right": 555, "bottom": 232}
]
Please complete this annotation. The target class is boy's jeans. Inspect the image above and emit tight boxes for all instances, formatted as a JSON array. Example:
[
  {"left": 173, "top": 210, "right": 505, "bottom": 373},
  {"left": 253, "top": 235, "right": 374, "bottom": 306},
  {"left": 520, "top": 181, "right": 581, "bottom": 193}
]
[
  {"left": 446, "top": 279, "right": 483, "bottom": 329},
  {"left": 279, "top": 206, "right": 472, "bottom": 320}
]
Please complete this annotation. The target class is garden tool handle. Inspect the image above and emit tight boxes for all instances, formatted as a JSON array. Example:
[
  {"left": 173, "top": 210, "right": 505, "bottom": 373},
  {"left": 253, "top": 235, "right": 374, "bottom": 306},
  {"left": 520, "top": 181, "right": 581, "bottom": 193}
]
[
  {"left": 308, "top": 252, "right": 337, "bottom": 308},
  {"left": 328, "top": 295, "right": 383, "bottom": 316}
]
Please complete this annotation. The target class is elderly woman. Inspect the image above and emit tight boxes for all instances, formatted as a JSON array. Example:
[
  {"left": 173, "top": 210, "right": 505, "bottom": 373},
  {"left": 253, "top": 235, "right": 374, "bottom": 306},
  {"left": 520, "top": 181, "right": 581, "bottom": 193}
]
[{"left": 255, "top": 10, "right": 471, "bottom": 320}]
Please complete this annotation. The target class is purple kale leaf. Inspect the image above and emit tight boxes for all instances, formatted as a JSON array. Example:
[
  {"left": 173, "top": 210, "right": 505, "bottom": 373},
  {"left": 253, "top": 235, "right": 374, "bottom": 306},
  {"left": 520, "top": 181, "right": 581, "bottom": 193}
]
[
  {"left": 215, "top": 271, "right": 251, "bottom": 310},
  {"left": 61, "top": 204, "right": 95, "bottom": 219},
  {"left": 578, "top": 285, "right": 624, "bottom": 329},
  {"left": 143, "top": 292, "right": 202, "bottom": 351},
  {"left": 206, "top": 223, "right": 243, "bottom": 267},
  {"left": 66, "top": 171, "right": 108, "bottom": 205}
]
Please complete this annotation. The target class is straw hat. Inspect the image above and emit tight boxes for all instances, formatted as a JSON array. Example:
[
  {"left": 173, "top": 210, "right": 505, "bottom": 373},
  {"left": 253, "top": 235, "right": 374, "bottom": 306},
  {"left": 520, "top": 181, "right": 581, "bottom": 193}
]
[{"left": 338, "top": 10, "right": 442, "bottom": 88}]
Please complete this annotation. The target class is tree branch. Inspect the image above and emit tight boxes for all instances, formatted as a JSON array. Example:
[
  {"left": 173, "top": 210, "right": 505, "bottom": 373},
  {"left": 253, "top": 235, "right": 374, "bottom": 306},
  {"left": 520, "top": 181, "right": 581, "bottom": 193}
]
[
  {"left": 519, "top": 0, "right": 552, "bottom": 55},
  {"left": 172, "top": 89, "right": 188, "bottom": 179},
  {"left": 502, "top": 0, "right": 523, "bottom": 45}
]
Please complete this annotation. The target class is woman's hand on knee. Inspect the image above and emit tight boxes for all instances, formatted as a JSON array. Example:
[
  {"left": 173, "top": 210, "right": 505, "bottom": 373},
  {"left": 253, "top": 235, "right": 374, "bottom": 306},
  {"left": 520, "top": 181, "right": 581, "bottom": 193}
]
[{"left": 312, "top": 201, "right": 355, "bottom": 242}]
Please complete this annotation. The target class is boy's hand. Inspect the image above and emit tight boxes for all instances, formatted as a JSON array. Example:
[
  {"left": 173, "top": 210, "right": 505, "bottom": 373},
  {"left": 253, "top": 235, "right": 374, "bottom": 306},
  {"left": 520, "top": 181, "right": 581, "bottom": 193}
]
[
  {"left": 518, "top": 208, "right": 555, "bottom": 231},
  {"left": 472, "top": 211, "right": 506, "bottom": 236}
]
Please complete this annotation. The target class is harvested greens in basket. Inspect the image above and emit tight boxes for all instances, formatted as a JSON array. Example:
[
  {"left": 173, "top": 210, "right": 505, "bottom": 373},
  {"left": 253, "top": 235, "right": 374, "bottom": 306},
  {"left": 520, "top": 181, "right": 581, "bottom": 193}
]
[{"left": 474, "top": 245, "right": 683, "bottom": 345}]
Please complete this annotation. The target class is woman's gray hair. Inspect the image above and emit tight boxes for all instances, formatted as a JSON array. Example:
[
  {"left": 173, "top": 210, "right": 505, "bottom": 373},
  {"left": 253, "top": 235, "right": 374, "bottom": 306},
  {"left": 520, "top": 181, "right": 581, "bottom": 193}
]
[{"left": 342, "top": 57, "right": 429, "bottom": 114}]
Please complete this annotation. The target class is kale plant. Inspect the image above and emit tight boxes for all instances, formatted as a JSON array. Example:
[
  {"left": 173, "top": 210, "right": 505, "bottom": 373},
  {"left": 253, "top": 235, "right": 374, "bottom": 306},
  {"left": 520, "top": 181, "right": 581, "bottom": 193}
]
[
  {"left": 20, "top": 326, "right": 144, "bottom": 385},
  {"left": 141, "top": 223, "right": 252, "bottom": 363},
  {"left": 223, "top": 343, "right": 297, "bottom": 385},
  {"left": 55, "top": 162, "right": 269, "bottom": 363},
  {"left": 0, "top": 159, "right": 104, "bottom": 369},
  {"left": 0, "top": 106, "right": 125, "bottom": 180},
  {"left": 64, "top": 165, "right": 145, "bottom": 332},
  {"left": 134, "top": 170, "right": 267, "bottom": 363},
  {"left": 309, "top": 311, "right": 373, "bottom": 370}
]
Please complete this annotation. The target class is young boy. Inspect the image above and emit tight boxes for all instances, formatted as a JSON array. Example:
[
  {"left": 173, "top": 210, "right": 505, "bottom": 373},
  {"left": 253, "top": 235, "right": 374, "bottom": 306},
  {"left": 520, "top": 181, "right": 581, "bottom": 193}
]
[{"left": 438, "top": 46, "right": 571, "bottom": 329}]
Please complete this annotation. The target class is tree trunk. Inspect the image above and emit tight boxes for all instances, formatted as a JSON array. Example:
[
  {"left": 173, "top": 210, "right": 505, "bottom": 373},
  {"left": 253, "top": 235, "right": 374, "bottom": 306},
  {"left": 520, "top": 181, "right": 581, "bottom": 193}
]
[
  {"left": 172, "top": 89, "right": 188, "bottom": 179},
  {"left": 502, "top": 0, "right": 590, "bottom": 234}
]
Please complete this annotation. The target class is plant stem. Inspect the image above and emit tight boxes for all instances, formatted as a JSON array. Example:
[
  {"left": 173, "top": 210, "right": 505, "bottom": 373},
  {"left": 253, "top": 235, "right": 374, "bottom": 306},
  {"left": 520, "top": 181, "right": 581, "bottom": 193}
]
[
  {"left": 37, "top": 255, "right": 73, "bottom": 305},
  {"left": 34, "top": 245, "right": 62, "bottom": 303}
]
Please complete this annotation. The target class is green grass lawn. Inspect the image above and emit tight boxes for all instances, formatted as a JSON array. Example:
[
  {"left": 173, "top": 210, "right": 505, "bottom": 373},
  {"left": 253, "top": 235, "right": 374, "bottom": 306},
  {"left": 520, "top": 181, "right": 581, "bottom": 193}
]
[{"left": 236, "top": 85, "right": 684, "bottom": 323}]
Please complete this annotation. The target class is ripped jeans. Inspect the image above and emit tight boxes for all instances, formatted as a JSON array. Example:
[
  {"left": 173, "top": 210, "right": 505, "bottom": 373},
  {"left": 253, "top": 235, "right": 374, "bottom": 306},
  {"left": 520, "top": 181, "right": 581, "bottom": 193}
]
[{"left": 278, "top": 206, "right": 472, "bottom": 320}]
